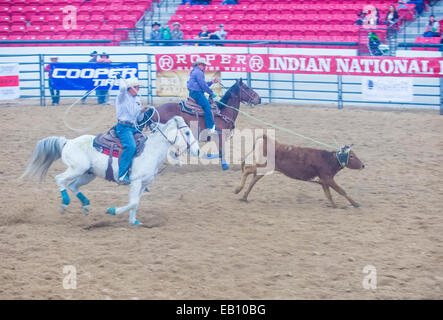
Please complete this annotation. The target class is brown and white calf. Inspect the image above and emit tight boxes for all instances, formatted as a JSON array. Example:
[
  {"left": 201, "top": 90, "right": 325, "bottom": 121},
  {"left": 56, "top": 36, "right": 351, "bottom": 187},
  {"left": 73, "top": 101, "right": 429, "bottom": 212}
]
[{"left": 234, "top": 135, "right": 365, "bottom": 207}]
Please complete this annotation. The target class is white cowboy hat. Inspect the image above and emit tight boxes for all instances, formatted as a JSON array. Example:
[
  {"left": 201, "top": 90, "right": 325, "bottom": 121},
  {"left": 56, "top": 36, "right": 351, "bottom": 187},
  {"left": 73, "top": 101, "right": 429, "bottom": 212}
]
[
  {"left": 125, "top": 77, "right": 140, "bottom": 88},
  {"left": 195, "top": 57, "right": 207, "bottom": 65}
]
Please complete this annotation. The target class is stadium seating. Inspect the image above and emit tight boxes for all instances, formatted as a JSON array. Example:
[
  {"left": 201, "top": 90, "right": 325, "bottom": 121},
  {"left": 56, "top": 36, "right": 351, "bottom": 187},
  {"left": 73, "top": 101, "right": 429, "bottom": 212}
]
[
  {"left": 413, "top": 36, "right": 441, "bottom": 51},
  {"left": 0, "top": 0, "right": 154, "bottom": 46},
  {"left": 0, "top": 0, "right": 428, "bottom": 48}
]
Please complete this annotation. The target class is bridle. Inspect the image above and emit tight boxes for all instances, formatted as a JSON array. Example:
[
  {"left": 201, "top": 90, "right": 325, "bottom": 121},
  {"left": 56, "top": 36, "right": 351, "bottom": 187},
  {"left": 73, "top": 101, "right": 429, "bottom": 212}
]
[
  {"left": 156, "top": 121, "right": 196, "bottom": 156},
  {"left": 220, "top": 82, "right": 257, "bottom": 106},
  {"left": 238, "top": 83, "right": 258, "bottom": 106}
]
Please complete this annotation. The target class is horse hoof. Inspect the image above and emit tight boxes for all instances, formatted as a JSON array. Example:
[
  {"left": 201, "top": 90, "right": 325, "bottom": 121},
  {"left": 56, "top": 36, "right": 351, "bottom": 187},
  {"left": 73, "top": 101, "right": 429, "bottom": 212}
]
[
  {"left": 130, "top": 220, "right": 142, "bottom": 226},
  {"left": 239, "top": 198, "right": 248, "bottom": 203},
  {"left": 106, "top": 206, "right": 116, "bottom": 215},
  {"left": 82, "top": 205, "right": 90, "bottom": 215},
  {"left": 60, "top": 204, "right": 68, "bottom": 214},
  {"left": 234, "top": 187, "right": 241, "bottom": 194},
  {"left": 222, "top": 163, "right": 230, "bottom": 170},
  {"left": 353, "top": 203, "right": 361, "bottom": 208}
]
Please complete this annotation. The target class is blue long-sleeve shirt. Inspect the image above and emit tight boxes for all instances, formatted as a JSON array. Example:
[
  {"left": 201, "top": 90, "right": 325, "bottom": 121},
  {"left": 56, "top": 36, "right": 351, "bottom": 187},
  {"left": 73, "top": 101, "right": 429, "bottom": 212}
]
[{"left": 187, "top": 67, "right": 214, "bottom": 95}]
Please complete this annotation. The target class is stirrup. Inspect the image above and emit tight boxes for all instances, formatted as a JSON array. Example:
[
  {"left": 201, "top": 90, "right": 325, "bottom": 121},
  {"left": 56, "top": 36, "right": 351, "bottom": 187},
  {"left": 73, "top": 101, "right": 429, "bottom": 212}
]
[
  {"left": 117, "top": 174, "right": 131, "bottom": 185},
  {"left": 209, "top": 125, "right": 221, "bottom": 135}
]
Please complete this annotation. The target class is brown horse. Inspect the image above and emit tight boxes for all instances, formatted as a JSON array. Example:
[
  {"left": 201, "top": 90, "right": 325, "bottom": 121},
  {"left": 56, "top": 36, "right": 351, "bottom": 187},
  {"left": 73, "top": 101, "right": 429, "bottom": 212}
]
[{"left": 151, "top": 79, "right": 261, "bottom": 170}]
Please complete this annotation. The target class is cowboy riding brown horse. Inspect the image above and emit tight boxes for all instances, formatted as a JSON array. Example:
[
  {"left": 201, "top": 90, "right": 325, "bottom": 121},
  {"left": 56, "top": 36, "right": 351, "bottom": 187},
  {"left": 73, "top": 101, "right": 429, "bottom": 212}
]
[{"left": 150, "top": 79, "right": 261, "bottom": 170}]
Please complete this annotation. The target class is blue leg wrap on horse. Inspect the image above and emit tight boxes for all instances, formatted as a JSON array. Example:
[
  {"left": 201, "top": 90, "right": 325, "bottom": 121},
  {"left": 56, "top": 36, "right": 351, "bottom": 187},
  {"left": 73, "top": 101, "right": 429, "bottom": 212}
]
[
  {"left": 61, "top": 189, "right": 70, "bottom": 205},
  {"left": 76, "top": 192, "right": 90, "bottom": 206},
  {"left": 221, "top": 158, "right": 230, "bottom": 170}
]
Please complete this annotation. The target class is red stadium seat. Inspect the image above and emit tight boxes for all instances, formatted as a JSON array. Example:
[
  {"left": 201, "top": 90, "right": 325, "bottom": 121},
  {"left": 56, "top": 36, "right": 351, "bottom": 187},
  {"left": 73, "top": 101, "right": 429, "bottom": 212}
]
[
  {"left": 11, "top": 24, "right": 26, "bottom": 33},
  {"left": 0, "top": 24, "right": 10, "bottom": 33},
  {"left": 41, "top": 25, "right": 57, "bottom": 33},
  {"left": 27, "top": 25, "right": 42, "bottom": 34},
  {"left": 11, "top": 15, "right": 27, "bottom": 24},
  {"left": 0, "top": 15, "right": 10, "bottom": 23}
]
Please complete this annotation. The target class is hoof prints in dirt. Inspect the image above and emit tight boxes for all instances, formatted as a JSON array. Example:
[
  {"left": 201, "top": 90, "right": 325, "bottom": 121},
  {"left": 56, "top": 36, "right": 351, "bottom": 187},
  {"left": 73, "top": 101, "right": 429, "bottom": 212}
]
[
  {"left": 83, "top": 221, "right": 114, "bottom": 230},
  {"left": 83, "top": 217, "right": 166, "bottom": 230}
]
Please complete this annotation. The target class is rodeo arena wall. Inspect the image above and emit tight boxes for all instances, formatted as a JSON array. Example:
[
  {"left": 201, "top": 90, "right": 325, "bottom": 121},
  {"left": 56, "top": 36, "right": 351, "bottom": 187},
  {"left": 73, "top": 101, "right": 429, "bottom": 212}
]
[{"left": 0, "top": 45, "right": 442, "bottom": 110}]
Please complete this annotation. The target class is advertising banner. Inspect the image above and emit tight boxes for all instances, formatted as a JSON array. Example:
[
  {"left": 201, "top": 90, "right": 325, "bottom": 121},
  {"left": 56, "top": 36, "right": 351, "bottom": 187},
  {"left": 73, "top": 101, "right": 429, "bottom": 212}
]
[
  {"left": 362, "top": 77, "right": 414, "bottom": 102},
  {"left": 157, "top": 70, "right": 222, "bottom": 97},
  {"left": 0, "top": 63, "right": 20, "bottom": 100},
  {"left": 156, "top": 54, "right": 443, "bottom": 78},
  {"left": 50, "top": 63, "right": 138, "bottom": 90}
]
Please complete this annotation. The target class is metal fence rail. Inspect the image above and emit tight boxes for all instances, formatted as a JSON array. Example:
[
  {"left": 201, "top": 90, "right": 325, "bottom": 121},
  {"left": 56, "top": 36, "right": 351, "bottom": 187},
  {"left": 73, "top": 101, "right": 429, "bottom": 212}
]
[{"left": 0, "top": 51, "right": 441, "bottom": 115}]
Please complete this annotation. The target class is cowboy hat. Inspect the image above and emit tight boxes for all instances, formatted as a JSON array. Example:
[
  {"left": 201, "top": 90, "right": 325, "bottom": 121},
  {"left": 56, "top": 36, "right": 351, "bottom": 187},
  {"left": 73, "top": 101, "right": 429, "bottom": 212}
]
[
  {"left": 152, "top": 22, "right": 160, "bottom": 27},
  {"left": 89, "top": 50, "right": 98, "bottom": 56},
  {"left": 100, "top": 52, "right": 109, "bottom": 57},
  {"left": 172, "top": 22, "right": 181, "bottom": 27},
  {"left": 195, "top": 57, "right": 207, "bottom": 65},
  {"left": 125, "top": 77, "right": 140, "bottom": 89}
]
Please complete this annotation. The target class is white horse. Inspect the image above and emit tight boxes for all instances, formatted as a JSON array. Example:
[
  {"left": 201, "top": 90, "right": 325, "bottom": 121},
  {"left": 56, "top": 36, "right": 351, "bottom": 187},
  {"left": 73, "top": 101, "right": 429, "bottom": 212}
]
[{"left": 21, "top": 116, "right": 200, "bottom": 225}]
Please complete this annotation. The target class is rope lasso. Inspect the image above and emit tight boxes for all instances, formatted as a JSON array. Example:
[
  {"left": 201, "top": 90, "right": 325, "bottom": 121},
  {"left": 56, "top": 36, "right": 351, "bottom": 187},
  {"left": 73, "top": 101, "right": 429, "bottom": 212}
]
[
  {"left": 215, "top": 98, "right": 337, "bottom": 150},
  {"left": 63, "top": 78, "right": 117, "bottom": 132}
]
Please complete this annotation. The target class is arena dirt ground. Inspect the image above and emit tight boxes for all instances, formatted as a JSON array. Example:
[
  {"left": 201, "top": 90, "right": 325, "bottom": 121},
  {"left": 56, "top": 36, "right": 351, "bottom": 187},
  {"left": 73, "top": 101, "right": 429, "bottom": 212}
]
[{"left": 0, "top": 99, "right": 442, "bottom": 299}]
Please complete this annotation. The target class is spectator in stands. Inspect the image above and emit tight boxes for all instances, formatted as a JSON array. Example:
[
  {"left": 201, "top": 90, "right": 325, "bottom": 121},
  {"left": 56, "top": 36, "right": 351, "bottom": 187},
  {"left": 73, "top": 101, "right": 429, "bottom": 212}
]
[
  {"left": 196, "top": 24, "right": 211, "bottom": 46},
  {"left": 423, "top": 15, "right": 440, "bottom": 37},
  {"left": 368, "top": 32, "right": 383, "bottom": 56},
  {"left": 96, "top": 52, "right": 112, "bottom": 105},
  {"left": 221, "top": 0, "right": 238, "bottom": 4},
  {"left": 355, "top": 8, "right": 368, "bottom": 25},
  {"left": 171, "top": 22, "right": 184, "bottom": 45},
  {"left": 150, "top": 22, "right": 162, "bottom": 45},
  {"left": 385, "top": 5, "right": 399, "bottom": 27},
  {"left": 209, "top": 24, "right": 227, "bottom": 46},
  {"left": 88, "top": 51, "right": 98, "bottom": 62},
  {"left": 364, "top": 7, "right": 380, "bottom": 26},
  {"left": 407, "top": 0, "right": 425, "bottom": 16},
  {"left": 44, "top": 57, "right": 60, "bottom": 106},
  {"left": 160, "top": 23, "right": 171, "bottom": 46},
  {"left": 385, "top": 5, "right": 399, "bottom": 38},
  {"left": 211, "top": 24, "right": 227, "bottom": 40},
  {"left": 81, "top": 51, "right": 98, "bottom": 104},
  {"left": 183, "top": 0, "right": 209, "bottom": 4}
]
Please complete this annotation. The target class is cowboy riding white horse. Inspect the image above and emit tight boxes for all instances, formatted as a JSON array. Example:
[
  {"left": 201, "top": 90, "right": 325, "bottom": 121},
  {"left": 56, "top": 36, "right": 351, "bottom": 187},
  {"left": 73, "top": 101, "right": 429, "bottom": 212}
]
[{"left": 21, "top": 116, "right": 200, "bottom": 226}]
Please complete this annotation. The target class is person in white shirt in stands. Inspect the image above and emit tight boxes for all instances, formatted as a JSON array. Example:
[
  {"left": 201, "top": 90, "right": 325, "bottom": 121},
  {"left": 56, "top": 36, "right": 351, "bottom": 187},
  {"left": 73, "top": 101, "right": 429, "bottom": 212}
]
[
  {"left": 209, "top": 24, "right": 228, "bottom": 46},
  {"left": 114, "top": 75, "right": 149, "bottom": 185},
  {"left": 423, "top": 15, "right": 441, "bottom": 37}
]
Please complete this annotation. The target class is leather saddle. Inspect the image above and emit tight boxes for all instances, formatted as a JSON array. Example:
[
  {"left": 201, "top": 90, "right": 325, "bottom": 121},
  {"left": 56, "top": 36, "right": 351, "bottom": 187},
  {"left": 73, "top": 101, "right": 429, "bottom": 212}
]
[
  {"left": 93, "top": 126, "right": 148, "bottom": 182},
  {"left": 180, "top": 97, "right": 220, "bottom": 117}
]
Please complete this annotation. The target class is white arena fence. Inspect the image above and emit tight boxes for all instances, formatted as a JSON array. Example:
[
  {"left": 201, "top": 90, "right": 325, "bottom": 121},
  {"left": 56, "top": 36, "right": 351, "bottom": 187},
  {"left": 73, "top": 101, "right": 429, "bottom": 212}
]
[{"left": 0, "top": 45, "right": 441, "bottom": 114}]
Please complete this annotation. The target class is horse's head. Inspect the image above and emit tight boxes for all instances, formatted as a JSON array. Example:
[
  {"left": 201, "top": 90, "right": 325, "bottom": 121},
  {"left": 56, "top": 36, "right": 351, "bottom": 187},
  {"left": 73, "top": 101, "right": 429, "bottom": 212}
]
[
  {"left": 165, "top": 116, "right": 200, "bottom": 158},
  {"left": 339, "top": 145, "right": 365, "bottom": 170},
  {"left": 235, "top": 78, "right": 261, "bottom": 105}
]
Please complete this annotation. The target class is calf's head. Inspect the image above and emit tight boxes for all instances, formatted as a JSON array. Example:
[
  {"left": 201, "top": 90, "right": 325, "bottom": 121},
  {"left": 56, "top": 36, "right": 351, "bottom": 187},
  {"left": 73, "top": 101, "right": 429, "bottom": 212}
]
[{"left": 346, "top": 150, "right": 365, "bottom": 170}]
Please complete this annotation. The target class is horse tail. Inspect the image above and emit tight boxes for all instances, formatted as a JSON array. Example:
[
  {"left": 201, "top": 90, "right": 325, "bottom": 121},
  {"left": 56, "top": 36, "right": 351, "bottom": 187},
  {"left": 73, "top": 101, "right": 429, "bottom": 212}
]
[
  {"left": 241, "top": 134, "right": 267, "bottom": 172},
  {"left": 20, "top": 136, "right": 67, "bottom": 181}
]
